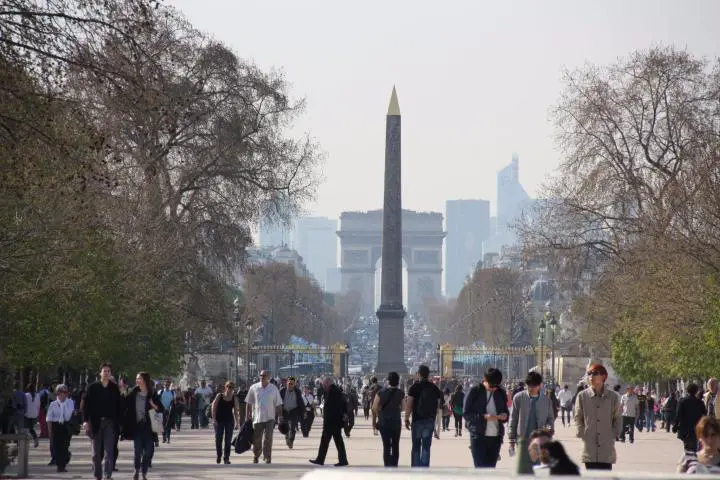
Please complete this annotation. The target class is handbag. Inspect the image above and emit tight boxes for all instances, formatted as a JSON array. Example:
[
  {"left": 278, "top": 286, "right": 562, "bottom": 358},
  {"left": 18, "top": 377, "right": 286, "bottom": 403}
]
[
  {"left": 69, "top": 411, "right": 82, "bottom": 436},
  {"left": 150, "top": 410, "right": 163, "bottom": 434}
]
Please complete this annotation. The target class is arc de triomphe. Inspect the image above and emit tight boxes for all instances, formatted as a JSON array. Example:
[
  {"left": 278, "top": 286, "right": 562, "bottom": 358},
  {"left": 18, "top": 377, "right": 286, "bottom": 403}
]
[{"left": 337, "top": 209, "right": 445, "bottom": 314}]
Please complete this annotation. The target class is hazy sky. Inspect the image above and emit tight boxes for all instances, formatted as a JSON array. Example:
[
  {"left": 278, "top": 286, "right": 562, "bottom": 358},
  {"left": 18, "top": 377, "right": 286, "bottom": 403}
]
[{"left": 169, "top": 0, "right": 720, "bottom": 219}]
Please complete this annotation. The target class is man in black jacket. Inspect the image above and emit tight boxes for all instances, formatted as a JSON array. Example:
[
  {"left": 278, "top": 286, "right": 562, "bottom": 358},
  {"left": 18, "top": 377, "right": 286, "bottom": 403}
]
[
  {"left": 82, "top": 363, "right": 123, "bottom": 480},
  {"left": 464, "top": 368, "right": 510, "bottom": 468},
  {"left": 674, "top": 383, "right": 707, "bottom": 452},
  {"left": 309, "top": 377, "right": 348, "bottom": 467},
  {"left": 279, "top": 377, "right": 304, "bottom": 448}
]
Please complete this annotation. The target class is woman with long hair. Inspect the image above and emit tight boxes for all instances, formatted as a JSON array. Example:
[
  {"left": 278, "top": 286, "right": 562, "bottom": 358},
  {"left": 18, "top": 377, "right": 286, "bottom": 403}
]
[
  {"left": 122, "top": 372, "right": 162, "bottom": 480},
  {"left": 450, "top": 385, "right": 465, "bottom": 437},
  {"left": 25, "top": 383, "right": 41, "bottom": 447},
  {"left": 211, "top": 381, "right": 240, "bottom": 465},
  {"left": 542, "top": 441, "right": 580, "bottom": 475}
]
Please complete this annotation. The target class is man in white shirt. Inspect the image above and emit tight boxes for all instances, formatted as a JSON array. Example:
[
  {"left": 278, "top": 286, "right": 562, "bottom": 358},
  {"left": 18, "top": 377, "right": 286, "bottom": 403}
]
[
  {"left": 245, "top": 370, "right": 283, "bottom": 464},
  {"left": 195, "top": 380, "right": 213, "bottom": 428},
  {"left": 46, "top": 384, "right": 75, "bottom": 474},
  {"left": 620, "top": 386, "right": 639, "bottom": 444},
  {"left": 557, "top": 385, "right": 574, "bottom": 427}
]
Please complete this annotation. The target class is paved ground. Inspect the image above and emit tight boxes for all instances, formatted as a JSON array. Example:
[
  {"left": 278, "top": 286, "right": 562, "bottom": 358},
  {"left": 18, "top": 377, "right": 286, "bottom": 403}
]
[{"left": 20, "top": 418, "right": 684, "bottom": 478}]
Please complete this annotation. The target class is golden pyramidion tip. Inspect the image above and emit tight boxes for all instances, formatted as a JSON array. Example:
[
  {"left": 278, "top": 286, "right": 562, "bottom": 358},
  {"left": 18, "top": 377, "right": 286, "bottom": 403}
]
[{"left": 387, "top": 86, "right": 400, "bottom": 116}]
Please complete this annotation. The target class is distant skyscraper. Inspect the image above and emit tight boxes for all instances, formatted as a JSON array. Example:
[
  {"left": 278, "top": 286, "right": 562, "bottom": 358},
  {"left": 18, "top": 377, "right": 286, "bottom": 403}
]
[
  {"left": 325, "top": 267, "right": 341, "bottom": 293},
  {"left": 445, "top": 199, "right": 490, "bottom": 298},
  {"left": 293, "top": 217, "right": 338, "bottom": 289},
  {"left": 496, "top": 153, "right": 531, "bottom": 246},
  {"left": 258, "top": 220, "right": 291, "bottom": 248}
]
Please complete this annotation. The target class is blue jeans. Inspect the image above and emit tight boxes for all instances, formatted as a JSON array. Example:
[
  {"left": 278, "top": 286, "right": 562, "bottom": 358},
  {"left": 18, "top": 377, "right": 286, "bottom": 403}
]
[
  {"left": 133, "top": 425, "right": 154, "bottom": 474},
  {"left": 410, "top": 418, "right": 435, "bottom": 467},
  {"left": 646, "top": 410, "right": 655, "bottom": 431},
  {"left": 636, "top": 414, "right": 646, "bottom": 431}
]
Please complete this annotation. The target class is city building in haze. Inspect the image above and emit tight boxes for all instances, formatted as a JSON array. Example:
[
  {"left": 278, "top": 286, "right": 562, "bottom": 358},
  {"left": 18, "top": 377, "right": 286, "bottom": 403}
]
[
  {"left": 495, "top": 153, "right": 531, "bottom": 248},
  {"left": 445, "top": 199, "right": 490, "bottom": 298},
  {"left": 293, "top": 216, "right": 338, "bottom": 290},
  {"left": 258, "top": 220, "right": 291, "bottom": 248}
]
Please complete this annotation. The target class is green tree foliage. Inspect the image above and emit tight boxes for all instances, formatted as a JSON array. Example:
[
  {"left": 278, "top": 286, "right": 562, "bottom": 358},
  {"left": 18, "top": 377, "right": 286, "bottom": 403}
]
[
  {"left": 0, "top": 1, "right": 322, "bottom": 379},
  {"left": 522, "top": 46, "right": 720, "bottom": 379}
]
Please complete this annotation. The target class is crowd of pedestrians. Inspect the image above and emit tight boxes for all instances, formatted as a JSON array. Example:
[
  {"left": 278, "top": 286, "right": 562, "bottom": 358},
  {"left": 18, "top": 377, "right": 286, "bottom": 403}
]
[{"left": 4, "top": 362, "right": 720, "bottom": 476}]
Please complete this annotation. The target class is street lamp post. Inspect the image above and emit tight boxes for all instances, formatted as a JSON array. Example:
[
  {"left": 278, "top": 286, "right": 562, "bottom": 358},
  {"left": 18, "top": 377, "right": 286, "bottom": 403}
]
[
  {"left": 538, "top": 316, "right": 547, "bottom": 379},
  {"left": 436, "top": 344, "right": 441, "bottom": 377},
  {"left": 246, "top": 319, "right": 254, "bottom": 382},
  {"left": 233, "top": 297, "right": 242, "bottom": 386},
  {"left": 549, "top": 313, "right": 558, "bottom": 385}
]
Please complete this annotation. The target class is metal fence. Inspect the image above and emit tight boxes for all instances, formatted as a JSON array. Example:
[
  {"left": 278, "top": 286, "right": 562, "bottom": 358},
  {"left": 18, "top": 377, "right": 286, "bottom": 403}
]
[
  {"left": 438, "top": 345, "right": 538, "bottom": 382},
  {"left": 248, "top": 343, "right": 349, "bottom": 378}
]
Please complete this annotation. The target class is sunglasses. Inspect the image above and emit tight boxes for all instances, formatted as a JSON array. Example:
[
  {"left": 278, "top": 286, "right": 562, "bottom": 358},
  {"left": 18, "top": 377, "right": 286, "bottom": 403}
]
[{"left": 587, "top": 371, "right": 603, "bottom": 376}]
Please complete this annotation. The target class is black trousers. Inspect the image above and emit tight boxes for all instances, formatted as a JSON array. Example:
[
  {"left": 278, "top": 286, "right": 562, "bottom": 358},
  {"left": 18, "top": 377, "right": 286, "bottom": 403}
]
[
  {"left": 314, "top": 425, "right": 348, "bottom": 465},
  {"left": 683, "top": 436, "right": 698, "bottom": 452},
  {"left": 469, "top": 435, "right": 502, "bottom": 468},
  {"left": 285, "top": 412, "right": 299, "bottom": 445},
  {"left": 301, "top": 410, "right": 314, "bottom": 437},
  {"left": 51, "top": 423, "right": 71, "bottom": 470},
  {"left": 586, "top": 462, "right": 612, "bottom": 470},
  {"left": 453, "top": 413, "right": 463, "bottom": 432},
  {"left": 343, "top": 412, "right": 355, "bottom": 437},
  {"left": 379, "top": 426, "right": 401, "bottom": 467},
  {"left": 620, "top": 416, "right": 635, "bottom": 442}
]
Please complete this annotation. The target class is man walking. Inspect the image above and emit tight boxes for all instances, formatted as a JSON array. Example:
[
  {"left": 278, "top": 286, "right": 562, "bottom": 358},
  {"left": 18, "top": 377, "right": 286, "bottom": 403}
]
[
  {"left": 158, "top": 380, "right": 175, "bottom": 444},
  {"left": 463, "top": 368, "right": 509, "bottom": 468},
  {"left": 574, "top": 363, "right": 621, "bottom": 471},
  {"left": 620, "top": 385, "right": 639, "bottom": 444},
  {"left": 636, "top": 388, "right": 647, "bottom": 432},
  {"left": 245, "top": 370, "right": 283, "bottom": 464},
  {"left": 557, "top": 385, "right": 574, "bottom": 427},
  {"left": 279, "top": 377, "right": 304, "bottom": 449},
  {"left": 405, "top": 365, "right": 443, "bottom": 467},
  {"left": 83, "top": 363, "right": 123, "bottom": 480},
  {"left": 196, "top": 381, "right": 213, "bottom": 428},
  {"left": 508, "top": 371, "right": 555, "bottom": 474},
  {"left": 9, "top": 384, "right": 26, "bottom": 435},
  {"left": 309, "top": 377, "right": 349, "bottom": 466}
]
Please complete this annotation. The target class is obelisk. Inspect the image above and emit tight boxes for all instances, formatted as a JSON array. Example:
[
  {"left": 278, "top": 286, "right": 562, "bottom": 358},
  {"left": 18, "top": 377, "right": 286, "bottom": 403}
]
[{"left": 376, "top": 86, "right": 407, "bottom": 374}]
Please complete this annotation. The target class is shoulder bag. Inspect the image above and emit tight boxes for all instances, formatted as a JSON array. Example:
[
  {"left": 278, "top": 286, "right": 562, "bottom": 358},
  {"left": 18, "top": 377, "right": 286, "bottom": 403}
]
[
  {"left": 149, "top": 397, "right": 163, "bottom": 434},
  {"left": 375, "top": 389, "right": 400, "bottom": 430}
]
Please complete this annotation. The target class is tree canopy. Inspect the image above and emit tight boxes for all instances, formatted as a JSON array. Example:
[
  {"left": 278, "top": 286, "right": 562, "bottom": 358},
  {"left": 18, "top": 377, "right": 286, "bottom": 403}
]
[
  {"left": 520, "top": 46, "right": 720, "bottom": 379},
  {"left": 1, "top": 0, "right": 322, "bottom": 378}
]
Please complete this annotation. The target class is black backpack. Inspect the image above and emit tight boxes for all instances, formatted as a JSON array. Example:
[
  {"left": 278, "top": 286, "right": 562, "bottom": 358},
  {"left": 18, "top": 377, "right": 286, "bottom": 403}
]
[{"left": 414, "top": 382, "right": 439, "bottom": 419}]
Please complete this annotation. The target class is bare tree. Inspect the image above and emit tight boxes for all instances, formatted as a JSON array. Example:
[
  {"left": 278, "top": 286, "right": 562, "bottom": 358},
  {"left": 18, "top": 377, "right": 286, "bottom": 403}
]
[{"left": 519, "top": 46, "right": 720, "bottom": 365}]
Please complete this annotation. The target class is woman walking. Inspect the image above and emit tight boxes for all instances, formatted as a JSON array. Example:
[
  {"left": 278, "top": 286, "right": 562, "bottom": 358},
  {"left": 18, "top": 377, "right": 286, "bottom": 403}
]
[
  {"left": 211, "top": 381, "right": 240, "bottom": 465},
  {"left": 372, "top": 372, "right": 405, "bottom": 467},
  {"left": 173, "top": 387, "right": 185, "bottom": 431},
  {"left": 25, "top": 384, "right": 41, "bottom": 448},
  {"left": 122, "top": 372, "right": 162, "bottom": 480},
  {"left": 442, "top": 388, "right": 451, "bottom": 431},
  {"left": 450, "top": 385, "right": 465, "bottom": 437}
]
